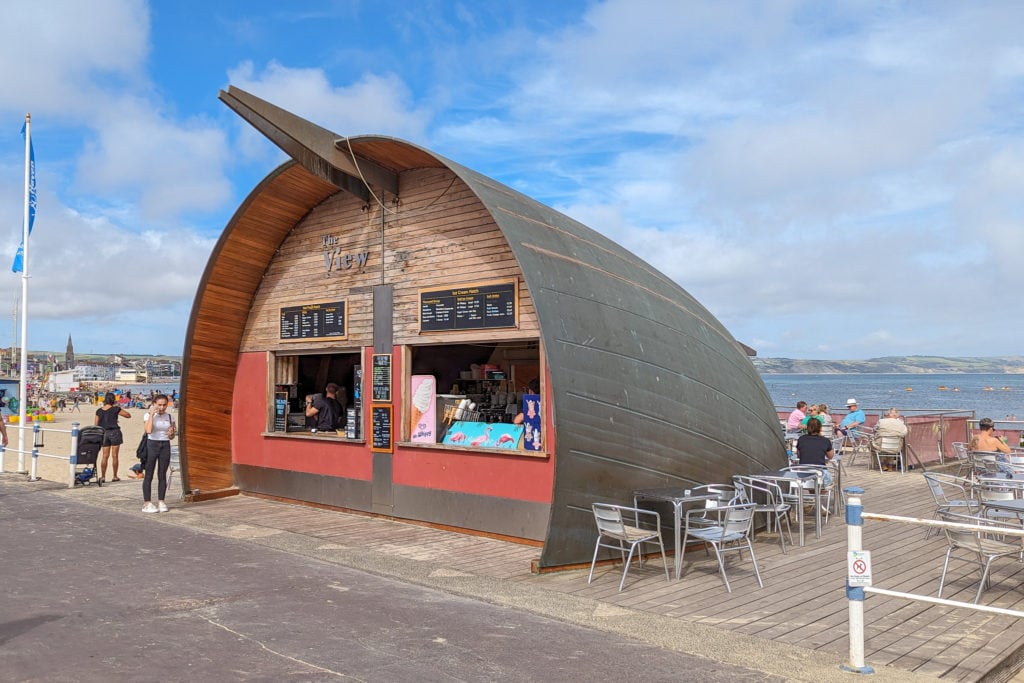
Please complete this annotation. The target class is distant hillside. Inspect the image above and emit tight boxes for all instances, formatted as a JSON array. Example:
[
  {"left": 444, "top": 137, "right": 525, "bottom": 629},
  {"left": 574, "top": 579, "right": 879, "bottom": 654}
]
[{"left": 753, "top": 356, "right": 1024, "bottom": 374}]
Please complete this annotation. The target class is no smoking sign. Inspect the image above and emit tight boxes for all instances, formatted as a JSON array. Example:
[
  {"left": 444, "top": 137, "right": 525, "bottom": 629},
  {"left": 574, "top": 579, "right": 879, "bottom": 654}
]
[{"left": 848, "top": 550, "right": 873, "bottom": 587}]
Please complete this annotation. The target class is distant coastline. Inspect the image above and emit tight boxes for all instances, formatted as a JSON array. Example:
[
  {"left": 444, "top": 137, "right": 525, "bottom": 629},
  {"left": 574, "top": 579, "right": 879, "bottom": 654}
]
[{"left": 753, "top": 355, "right": 1024, "bottom": 374}]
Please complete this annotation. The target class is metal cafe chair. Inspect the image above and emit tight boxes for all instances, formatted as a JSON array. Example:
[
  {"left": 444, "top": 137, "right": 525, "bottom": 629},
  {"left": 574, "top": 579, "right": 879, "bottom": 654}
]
[
  {"left": 587, "top": 503, "right": 670, "bottom": 592},
  {"left": 782, "top": 464, "right": 833, "bottom": 526},
  {"left": 685, "top": 484, "right": 739, "bottom": 528},
  {"left": 874, "top": 435, "right": 906, "bottom": 473},
  {"left": 680, "top": 502, "right": 763, "bottom": 593},
  {"left": 950, "top": 441, "right": 971, "bottom": 478},
  {"left": 732, "top": 475, "right": 793, "bottom": 554},
  {"left": 830, "top": 435, "right": 848, "bottom": 476},
  {"left": 922, "top": 472, "right": 978, "bottom": 539},
  {"left": 937, "top": 509, "right": 1023, "bottom": 604},
  {"left": 849, "top": 425, "right": 875, "bottom": 467}
]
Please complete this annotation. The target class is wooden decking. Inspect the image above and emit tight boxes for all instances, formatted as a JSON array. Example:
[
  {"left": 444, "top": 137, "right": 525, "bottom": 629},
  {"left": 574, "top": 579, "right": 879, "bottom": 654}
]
[{"left": 187, "top": 459, "right": 1024, "bottom": 681}]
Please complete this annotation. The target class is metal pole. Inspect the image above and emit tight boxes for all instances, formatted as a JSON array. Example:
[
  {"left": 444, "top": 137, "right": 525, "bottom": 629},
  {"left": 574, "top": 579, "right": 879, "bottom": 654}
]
[
  {"left": 68, "top": 422, "right": 79, "bottom": 488},
  {"left": 840, "top": 486, "right": 874, "bottom": 675},
  {"left": 17, "top": 114, "right": 30, "bottom": 473}
]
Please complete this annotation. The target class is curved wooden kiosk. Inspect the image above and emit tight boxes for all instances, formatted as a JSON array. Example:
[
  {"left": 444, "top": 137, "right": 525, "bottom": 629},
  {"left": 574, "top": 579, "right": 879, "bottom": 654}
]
[{"left": 179, "top": 86, "right": 785, "bottom": 568}]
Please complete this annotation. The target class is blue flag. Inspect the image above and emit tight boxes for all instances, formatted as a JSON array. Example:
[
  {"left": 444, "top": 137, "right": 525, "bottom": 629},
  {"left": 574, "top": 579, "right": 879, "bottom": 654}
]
[{"left": 12, "top": 122, "right": 36, "bottom": 273}]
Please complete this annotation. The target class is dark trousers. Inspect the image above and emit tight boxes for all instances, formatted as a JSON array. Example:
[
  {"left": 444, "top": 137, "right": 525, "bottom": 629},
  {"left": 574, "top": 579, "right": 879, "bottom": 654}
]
[{"left": 143, "top": 439, "right": 171, "bottom": 502}]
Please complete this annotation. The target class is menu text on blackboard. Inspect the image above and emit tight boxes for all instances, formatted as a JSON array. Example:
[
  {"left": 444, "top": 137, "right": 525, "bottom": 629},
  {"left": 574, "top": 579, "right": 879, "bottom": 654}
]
[
  {"left": 371, "top": 354, "right": 392, "bottom": 402},
  {"left": 419, "top": 279, "right": 517, "bottom": 332},
  {"left": 280, "top": 301, "right": 347, "bottom": 340},
  {"left": 371, "top": 405, "right": 392, "bottom": 452}
]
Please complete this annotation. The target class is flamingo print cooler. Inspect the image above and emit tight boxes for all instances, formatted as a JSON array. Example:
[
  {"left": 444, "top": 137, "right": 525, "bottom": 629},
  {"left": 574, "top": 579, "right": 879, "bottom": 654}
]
[{"left": 442, "top": 421, "right": 525, "bottom": 449}]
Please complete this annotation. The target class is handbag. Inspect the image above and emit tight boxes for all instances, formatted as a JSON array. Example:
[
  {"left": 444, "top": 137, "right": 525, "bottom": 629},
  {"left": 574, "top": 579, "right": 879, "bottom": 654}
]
[{"left": 135, "top": 432, "right": 149, "bottom": 462}]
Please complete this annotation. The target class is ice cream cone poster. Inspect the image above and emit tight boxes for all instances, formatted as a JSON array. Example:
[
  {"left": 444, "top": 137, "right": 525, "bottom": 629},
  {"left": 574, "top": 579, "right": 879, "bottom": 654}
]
[
  {"left": 410, "top": 375, "right": 437, "bottom": 442},
  {"left": 522, "top": 393, "right": 542, "bottom": 451}
]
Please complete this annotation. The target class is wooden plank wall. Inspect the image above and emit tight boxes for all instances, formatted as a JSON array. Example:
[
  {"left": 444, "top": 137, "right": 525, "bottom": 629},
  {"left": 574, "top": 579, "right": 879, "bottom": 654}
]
[
  {"left": 182, "top": 164, "right": 337, "bottom": 493},
  {"left": 239, "top": 167, "right": 539, "bottom": 352}
]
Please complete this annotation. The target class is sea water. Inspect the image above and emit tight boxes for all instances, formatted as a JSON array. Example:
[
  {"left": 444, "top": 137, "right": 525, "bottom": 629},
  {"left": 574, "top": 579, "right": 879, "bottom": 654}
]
[{"left": 760, "top": 372, "right": 1024, "bottom": 419}]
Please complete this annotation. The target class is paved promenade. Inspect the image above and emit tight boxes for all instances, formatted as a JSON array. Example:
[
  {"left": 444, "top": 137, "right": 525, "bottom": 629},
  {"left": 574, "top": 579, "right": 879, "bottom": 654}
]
[{"left": 0, "top": 471, "right": 944, "bottom": 682}]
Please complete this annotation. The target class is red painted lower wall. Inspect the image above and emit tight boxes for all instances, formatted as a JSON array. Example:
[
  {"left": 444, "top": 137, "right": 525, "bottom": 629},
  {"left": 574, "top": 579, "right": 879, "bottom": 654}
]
[
  {"left": 231, "top": 350, "right": 554, "bottom": 502},
  {"left": 232, "top": 352, "right": 372, "bottom": 479}
]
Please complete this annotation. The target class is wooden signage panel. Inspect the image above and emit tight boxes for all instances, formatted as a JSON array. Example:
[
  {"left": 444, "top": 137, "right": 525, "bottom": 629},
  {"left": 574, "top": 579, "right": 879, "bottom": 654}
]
[
  {"left": 371, "top": 354, "right": 392, "bottom": 402},
  {"left": 279, "top": 301, "right": 347, "bottom": 341},
  {"left": 419, "top": 279, "right": 517, "bottom": 332},
  {"left": 371, "top": 405, "right": 393, "bottom": 452}
]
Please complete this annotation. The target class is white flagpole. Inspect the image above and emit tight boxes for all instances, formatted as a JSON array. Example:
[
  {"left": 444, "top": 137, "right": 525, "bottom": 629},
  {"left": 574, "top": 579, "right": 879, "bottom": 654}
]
[{"left": 17, "top": 113, "right": 30, "bottom": 472}]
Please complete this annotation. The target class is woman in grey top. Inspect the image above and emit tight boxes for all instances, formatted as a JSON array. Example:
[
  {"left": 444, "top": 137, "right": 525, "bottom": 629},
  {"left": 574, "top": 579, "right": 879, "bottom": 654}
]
[{"left": 141, "top": 394, "right": 175, "bottom": 513}]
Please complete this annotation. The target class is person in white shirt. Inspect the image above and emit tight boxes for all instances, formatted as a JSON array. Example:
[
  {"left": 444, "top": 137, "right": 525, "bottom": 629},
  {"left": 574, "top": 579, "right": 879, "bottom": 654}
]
[
  {"left": 872, "top": 408, "right": 908, "bottom": 471},
  {"left": 141, "top": 394, "right": 176, "bottom": 513}
]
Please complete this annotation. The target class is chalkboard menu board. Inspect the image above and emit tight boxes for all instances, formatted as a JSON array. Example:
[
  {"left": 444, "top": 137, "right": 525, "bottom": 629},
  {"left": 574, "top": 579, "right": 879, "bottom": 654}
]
[
  {"left": 279, "top": 301, "right": 346, "bottom": 340},
  {"left": 419, "top": 280, "right": 517, "bottom": 332},
  {"left": 371, "top": 405, "right": 392, "bottom": 452},
  {"left": 371, "top": 354, "right": 392, "bottom": 402},
  {"left": 273, "top": 391, "right": 289, "bottom": 432}
]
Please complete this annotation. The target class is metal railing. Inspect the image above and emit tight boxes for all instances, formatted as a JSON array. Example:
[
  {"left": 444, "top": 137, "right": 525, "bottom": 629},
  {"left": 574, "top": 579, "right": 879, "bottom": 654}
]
[
  {"left": 842, "top": 486, "right": 1024, "bottom": 675},
  {"left": 777, "top": 408, "right": 976, "bottom": 465},
  {"left": 1, "top": 421, "right": 82, "bottom": 488}
]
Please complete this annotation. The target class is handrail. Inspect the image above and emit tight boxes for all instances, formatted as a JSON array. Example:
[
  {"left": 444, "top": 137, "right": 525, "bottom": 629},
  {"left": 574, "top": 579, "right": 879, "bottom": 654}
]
[
  {"left": 2, "top": 421, "right": 82, "bottom": 487},
  {"left": 842, "top": 487, "right": 1024, "bottom": 675}
]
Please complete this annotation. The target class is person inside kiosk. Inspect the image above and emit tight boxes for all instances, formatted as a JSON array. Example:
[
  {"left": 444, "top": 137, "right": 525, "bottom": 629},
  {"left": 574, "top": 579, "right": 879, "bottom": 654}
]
[{"left": 305, "top": 382, "right": 345, "bottom": 433}]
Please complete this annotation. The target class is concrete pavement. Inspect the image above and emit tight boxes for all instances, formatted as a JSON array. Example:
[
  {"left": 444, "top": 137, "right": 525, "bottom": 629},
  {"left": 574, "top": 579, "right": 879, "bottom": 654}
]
[{"left": 0, "top": 473, "right": 938, "bottom": 681}]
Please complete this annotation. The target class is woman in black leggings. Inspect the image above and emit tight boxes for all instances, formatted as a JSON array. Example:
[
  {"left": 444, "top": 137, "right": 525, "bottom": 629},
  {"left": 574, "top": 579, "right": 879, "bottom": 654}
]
[{"left": 141, "top": 394, "right": 175, "bottom": 513}]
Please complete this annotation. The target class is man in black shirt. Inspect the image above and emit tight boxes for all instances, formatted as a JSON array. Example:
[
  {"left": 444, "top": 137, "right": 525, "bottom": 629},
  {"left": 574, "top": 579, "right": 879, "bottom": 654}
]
[{"left": 305, "top": 382, "right": 344, "bottom": 432}]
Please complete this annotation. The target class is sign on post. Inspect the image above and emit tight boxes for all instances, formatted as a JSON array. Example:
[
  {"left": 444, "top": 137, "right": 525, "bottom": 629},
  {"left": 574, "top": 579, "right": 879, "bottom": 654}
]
[{"left": 848, "top": 550, "right": 873, "bottom": 587}]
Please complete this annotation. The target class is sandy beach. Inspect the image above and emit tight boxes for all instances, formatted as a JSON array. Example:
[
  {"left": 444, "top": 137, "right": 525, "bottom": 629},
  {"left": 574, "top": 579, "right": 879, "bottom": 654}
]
[{"left": 0, "top": 401, "right": 180, "bottom": 498}]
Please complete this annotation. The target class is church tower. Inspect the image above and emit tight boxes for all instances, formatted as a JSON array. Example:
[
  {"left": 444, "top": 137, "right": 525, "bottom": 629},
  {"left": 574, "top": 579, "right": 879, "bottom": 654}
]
[{"left": 65, "top": 334, "right": 75, "bottom": 371}]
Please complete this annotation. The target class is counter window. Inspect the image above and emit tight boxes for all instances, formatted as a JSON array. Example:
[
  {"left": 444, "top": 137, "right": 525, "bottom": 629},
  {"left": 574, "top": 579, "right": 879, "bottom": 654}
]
[
  {"left": 271, "top": 351, "right": 362, "bottom": 437},
  {"left": 406, "top": 342, "right": 544, "bottom": 453}
]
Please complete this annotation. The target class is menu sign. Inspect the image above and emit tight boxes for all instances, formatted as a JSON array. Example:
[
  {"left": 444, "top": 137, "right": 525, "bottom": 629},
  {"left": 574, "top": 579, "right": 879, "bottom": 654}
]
[
  {"left": 371, "top": 354, "right": 392, "bottom": 402},
  {"left": 273, "top": 392, "right": 288, "bottom": 432},
  {"left": 419, "top": 279, "right": 517, "bottom": 332},
  {"left": 279, "top": 301, "right": 346, "bottom": 340},
  {"left": 371, "top": 405, "right": 392, "bottom": 452}
]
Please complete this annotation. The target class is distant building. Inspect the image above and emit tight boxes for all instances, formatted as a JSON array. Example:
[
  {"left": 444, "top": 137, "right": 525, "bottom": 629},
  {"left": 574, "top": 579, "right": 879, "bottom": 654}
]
[
  {"left": 65, "top": 335, "right": 74, "bottom": 371},
  {"left": 47, "top": 369, "right": 79, "bottom": 392},
  {"left": 115, "top": 366, "right": 141, "bottom": 382}
]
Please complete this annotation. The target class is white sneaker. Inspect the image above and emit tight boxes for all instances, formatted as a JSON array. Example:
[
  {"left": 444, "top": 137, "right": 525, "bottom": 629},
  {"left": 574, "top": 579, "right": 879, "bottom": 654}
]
[
  {"left": 142, "top": 502, "right": 158, "bottom": 514},
  {"left": 157, "top": 501, "right": 169, "bottom": 513}
]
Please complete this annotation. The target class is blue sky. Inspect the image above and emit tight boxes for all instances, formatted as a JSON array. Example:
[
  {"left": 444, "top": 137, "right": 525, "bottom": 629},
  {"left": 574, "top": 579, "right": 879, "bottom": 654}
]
[{"left": 1, "top": 1, "right": 1023, "bottom": 359}]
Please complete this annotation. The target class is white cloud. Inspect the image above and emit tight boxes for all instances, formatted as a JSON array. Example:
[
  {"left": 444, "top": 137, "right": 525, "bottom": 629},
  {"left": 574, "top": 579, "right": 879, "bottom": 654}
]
[
  {"left": 74, "top": 97, "right": 232, "bottom": 222},
  {"left": 226, "top": 60, "right": 432, "bottom": 161}
]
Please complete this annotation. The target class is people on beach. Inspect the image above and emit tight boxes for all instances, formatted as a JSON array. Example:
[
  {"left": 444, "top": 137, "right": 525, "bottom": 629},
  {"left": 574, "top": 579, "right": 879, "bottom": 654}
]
[
  {"left": 141, "top": 394, "right": 175, "bottom": 513},
  {"left": 796, "top": 417, "right": 834, "bottom": 484},
  {"left": 786, "top": 401, "right": 807, "bottom": 432},
  {"left": 836, "top": 398, "right": 865, "bottom": 437},
  {"left": 872, "top": 408, "right": 909, "bottom": 471},
  {"left": 95, "top": 391, "right": 131, "bottom": 482},
  {"left": 970, "top": 417, "right": 1011, "bottom": 454}
]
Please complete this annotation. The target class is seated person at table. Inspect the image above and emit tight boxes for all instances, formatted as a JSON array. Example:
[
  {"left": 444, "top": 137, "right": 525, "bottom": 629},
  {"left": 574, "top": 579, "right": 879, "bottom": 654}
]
[
  {"left": 970, "top": 417, "right": 1011, "bottom": 454},
  {"left": 871, "top": 407, "right": 908, "bottom": 471},
  {"left": 799, "top": 404, "right": 822, "bottom": 431},
  {"left": 817, "top": 404, "right": 833, "bottom": 427},
  {"left": 786, "top": 401, "right": 807, "bottom": 432},
  {"left": 796, "top": 417, "right": 834, "bottom": 485},
  {"left": 836, "top": 398, "right": 865, "bottom": 438}
]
